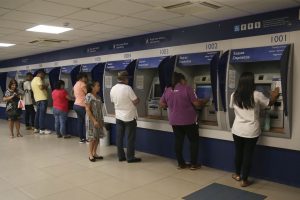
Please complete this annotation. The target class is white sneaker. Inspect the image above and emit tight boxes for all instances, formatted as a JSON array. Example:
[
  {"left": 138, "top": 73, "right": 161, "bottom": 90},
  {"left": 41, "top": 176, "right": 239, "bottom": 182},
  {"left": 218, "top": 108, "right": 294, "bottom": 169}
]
[
  {"left": 39, "top": 130, "right": 51, "bottom": 134},
  {"left": 33, "top": 129, "right": 39, "bottom": 133}
]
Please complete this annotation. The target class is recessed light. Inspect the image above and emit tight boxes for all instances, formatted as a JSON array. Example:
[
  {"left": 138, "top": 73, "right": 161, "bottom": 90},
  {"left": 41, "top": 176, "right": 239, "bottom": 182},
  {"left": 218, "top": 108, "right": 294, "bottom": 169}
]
[
  {"left": 0, "top": 43, "right": 16, "bottom": 47},
  {"left": 26, "top": 25, "right": 73, "bottom": 34}
]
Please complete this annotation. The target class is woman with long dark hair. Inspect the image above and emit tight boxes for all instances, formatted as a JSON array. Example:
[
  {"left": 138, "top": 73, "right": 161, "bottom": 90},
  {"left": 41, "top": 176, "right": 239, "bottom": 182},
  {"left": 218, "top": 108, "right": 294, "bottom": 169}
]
[
  {"left": 160, "top": 72, "right": 207, "bottom": 170},
  {"left": 3, "top": 79, "right": 23, "bottom": 138},
  {"left": 230, "top": 72, "right": 279, "bottom": 187}
]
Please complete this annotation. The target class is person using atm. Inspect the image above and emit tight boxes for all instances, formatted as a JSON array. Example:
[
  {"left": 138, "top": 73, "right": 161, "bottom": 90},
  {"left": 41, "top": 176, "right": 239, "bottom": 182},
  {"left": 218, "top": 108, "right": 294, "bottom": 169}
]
[
  {"left": 160, "top": 72, "right": 207, "bottom": 170},
  {"left": 229, "top": 72, "right": 279, "bottom": 187}
]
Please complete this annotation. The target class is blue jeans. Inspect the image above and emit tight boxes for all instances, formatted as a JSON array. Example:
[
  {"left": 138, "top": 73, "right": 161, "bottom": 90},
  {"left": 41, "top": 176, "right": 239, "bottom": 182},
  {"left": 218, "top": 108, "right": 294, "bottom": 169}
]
[
  {"left": 34, "top": 100, "right": 48, "bottom": 130},
  {"left": 53, "top": 108, "right": 67, "bottom": 136},
  {"left": 73, "top": 104, "right": 86, "bottom": 140}
]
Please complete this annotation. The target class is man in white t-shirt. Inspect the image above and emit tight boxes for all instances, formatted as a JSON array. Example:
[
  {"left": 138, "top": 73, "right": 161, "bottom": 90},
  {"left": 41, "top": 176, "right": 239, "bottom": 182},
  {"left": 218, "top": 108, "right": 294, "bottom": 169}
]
[
  {"left": 110, "top": 71, "right": 141, "bottom": 163},
  {"left": 23, "top": 72, "right": 35, "bottom": 130}
]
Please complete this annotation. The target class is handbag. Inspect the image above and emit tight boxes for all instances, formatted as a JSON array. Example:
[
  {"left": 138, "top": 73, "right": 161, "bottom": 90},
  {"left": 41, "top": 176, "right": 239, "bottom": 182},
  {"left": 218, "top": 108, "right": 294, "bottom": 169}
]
[{"left": 18, "top": 98, "right": 24, "bottom": 109}]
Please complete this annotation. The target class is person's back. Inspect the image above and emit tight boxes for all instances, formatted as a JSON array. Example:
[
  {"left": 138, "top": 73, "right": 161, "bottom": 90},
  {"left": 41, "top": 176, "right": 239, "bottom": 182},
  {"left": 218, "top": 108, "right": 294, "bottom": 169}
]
[
  {"left": 23, "top": 80, "right": 33, "bottom": 105},
  {"left": 52, "top": 89, "right": 68, "bottom": 112},
  {"left": 31, "top": 76, "right": 47, "bottom": 102},
  {"left": 110, "top": 83, "right": 137, "bottom": 122},
  {"left": 230, "top": 91, "right": 269, "bottom": 138},
  {"left": 162, "top": 84, "right": 197, "bottom": 125},
  {"left": 73, "top": 80, "right": 86, "bottom": 107}
]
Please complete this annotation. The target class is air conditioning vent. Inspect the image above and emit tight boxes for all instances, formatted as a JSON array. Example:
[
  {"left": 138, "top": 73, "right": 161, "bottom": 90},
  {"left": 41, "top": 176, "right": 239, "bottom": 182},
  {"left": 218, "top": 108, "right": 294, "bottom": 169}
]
[
  {"left": 199, "top": 1, "right": 221, "bottom": 9},
  {"left": 29, "top": 39, "right": 68, "bottom": 46},
  {"left": 163, "top": 1, "right": 192, "bottom": 10}
]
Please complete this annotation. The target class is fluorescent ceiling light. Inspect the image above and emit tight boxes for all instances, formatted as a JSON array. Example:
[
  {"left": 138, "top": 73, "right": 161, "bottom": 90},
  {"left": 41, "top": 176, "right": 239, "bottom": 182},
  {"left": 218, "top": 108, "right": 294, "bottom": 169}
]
[
  {"left": 0, "top": 43, "right": 16, "bottom": 47},
  {"left": 26, "top": 25, "right": 73, "bottom": 34}
]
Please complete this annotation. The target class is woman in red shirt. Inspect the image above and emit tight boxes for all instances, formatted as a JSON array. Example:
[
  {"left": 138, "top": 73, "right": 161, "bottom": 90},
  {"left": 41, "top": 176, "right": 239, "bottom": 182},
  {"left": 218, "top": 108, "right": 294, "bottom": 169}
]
[{"left": 52, "top": 80, "right": 72, "bottom": 138}]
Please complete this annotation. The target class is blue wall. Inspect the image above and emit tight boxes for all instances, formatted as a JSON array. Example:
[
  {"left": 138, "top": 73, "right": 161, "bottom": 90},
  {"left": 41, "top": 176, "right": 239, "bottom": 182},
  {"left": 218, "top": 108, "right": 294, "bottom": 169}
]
[{"left": 109, "top": 124, "right": 300, "bottom": 187}]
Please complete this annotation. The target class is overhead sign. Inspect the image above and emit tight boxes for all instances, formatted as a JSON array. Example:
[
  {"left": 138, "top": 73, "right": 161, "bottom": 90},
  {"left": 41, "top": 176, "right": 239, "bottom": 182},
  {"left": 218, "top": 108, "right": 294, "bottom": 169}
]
[
  {"left": 106, "top": 60, "right": 131, "bottom": 71},
  {"left": 7, "top": 71, "right": 17, "bottom": 78},
  {"left": 137, "top": 56, "right": 166, "bottom": 69},
  {"left": 61, "top": 65, "right": 76, "bottom": 74},
  {"left": 230, "top": 44, "right": 289, "bottom": 63},
  {"left": 177, "top": 51, "right": 220, "bottom": 67},
  {"left": 81, "top": 63, "right": 98, "bottom": 73}
]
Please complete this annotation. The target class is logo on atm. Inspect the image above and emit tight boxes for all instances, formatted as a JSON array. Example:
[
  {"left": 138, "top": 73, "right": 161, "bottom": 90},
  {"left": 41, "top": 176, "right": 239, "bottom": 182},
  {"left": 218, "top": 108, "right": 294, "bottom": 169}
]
[{"left": 234, "top": 25, "right": 240, "bottom": 32}]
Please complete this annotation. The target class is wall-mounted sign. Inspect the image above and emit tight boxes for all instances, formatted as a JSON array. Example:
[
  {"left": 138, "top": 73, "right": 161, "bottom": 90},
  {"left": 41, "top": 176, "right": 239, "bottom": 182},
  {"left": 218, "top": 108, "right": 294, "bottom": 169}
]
[
  {"left": 86, "top": 46, "right": 101, "bottom": 54},
  {"left": 177, "top": 51, "right": 220, "bottom": 67},
  {"left": 81, "top": 63, "right": 98, "bottom": 73},
  {"left": 106, "top": 60, "right": 131, "bottom": 71},
  {"left": 230, "top": 44, "right": 289, "bottom": 63},
  {"left": 61, "top": 65, "right": 76, "bottom": 74},
  {"left": 137, "top": 56, "right": 166, "bottom": 69}
]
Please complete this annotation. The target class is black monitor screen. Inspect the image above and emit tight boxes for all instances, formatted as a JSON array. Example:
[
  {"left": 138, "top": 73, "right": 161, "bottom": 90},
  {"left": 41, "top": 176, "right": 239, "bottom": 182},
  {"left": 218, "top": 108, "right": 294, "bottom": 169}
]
[
  {"left": 196, "top": 85, "right": 212, "bottom": 99},
  {"left": 255, "top": 84, "right": 271, "bottom": 97},
  {"left": 154, "top": 84, "right": 162, "bottom": 98}
]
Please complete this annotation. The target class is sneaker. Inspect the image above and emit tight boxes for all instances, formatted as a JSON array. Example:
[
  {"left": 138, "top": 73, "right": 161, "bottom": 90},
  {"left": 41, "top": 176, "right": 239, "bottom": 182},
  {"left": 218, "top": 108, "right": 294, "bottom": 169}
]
[
  {"left": 63, "top": 135, "right": 71, "bottom": 139},
  {"left": 127, "top": 157, "right": 142, "bottom": 163},
  {"left": 33, "top": 129, "right": 39, "bottom": 133},
  {"left": 79, "top": 139, "right": 86, "bottom": 143},
  {"left": 26, "top": 126, "right": 31, "bottom": 130},
  {"left": 39, "top": 130, "right": 51, "bottom": 134},
  {"left": 190, "top": 164, "right": 202, "bottom": 170},
  {"left": 57, "top": 134, "right": 62, "bottom": 138}
]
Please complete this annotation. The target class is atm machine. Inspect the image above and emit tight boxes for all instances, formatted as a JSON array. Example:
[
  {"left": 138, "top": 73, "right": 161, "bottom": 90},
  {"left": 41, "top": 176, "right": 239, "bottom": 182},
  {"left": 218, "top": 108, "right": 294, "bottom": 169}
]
[
  {"left": 224, "top": 44, "right": 293, "bottom": 138},
  {"left": 44, "top": 67, "right": 60, "bottom": 106},
  {"left": 60, "top": 65, "right": 81, "bottom": 110},
  {"left": 0, "top": 72, "right": 7, "bottom": 103},
  {"left": 175, "top": 51, "right": 224, "bottom": 129},
  {"left": 16, "top": 70, "right": 28, "bottom": 90},
  {"left": 103, "top": 59, "right": 136, "bottom": 116},
  {"left": 81, "top": 63, "right": 105, "bottom": 101},
  {"left": 133, "top": 56, "right": 175, "bottom": 119}
]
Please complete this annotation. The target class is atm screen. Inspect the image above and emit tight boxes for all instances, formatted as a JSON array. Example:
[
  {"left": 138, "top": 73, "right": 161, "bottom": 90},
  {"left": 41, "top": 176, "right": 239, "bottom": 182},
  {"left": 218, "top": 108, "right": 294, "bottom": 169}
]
[
  {"left": 255, "top": 84, "right": 271, "bottom": 97},
  {"left": 196, "top": 85, "right": 212, "bottom": 99},
  {"left": 153, "top": 84, "right": 162, "bottom": 98}
]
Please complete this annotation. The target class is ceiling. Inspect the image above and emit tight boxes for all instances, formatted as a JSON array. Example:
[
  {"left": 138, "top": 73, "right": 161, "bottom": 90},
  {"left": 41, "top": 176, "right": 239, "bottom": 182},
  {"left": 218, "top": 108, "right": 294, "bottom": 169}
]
[{"left": 0, "top": 0, "right": 299, "bottom": 61}]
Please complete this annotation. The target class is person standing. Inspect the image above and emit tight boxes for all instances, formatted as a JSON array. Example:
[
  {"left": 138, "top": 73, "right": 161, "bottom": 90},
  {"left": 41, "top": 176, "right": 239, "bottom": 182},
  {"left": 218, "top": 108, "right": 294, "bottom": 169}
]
[
  {"left": 73, "top": 73, "right": 88, "bottom": 143},
  {"left": 160, "top": 72, "right": 207, "bottom": 170},
  {"left": 3, "top": 79, "right": 23, "bottom": 138},
  {"left": 52, "top": 80, "right": 72, "bottom": 139},
  {"left": 23, "top": 72, "right": 35, "bottom": 130},
  {"left": 31, "top": 69, "right": 51, "bottom": 134},
  {"left": 110, "top": 71, "right": 141, "bottom": 163},
  {"left": 85, "top": 81, "right": 105, "bottom": 162},
  {"left": 230, "top": 72, "right": 279, "bottom": 187}
]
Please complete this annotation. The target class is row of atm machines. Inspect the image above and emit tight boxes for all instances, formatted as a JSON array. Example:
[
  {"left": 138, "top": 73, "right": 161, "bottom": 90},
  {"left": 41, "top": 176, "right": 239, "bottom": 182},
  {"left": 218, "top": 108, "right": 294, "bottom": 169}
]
[{"left": 0, "top": 44, "right": 293, "bottom": 138}]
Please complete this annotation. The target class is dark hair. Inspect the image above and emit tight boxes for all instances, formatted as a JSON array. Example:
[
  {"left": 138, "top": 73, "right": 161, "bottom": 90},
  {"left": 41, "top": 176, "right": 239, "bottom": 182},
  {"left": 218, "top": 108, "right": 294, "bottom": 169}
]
[
  {"left": 8, "top": 79, "right": 18, "bottom": 90},
  {"left": 87, "top": 81, "right": 99, "bottom": 93},
  {"left": 36, "top": 69, "right": 46, "bottom": 75},
  {"left": 26, "top": 72, "right": 33, "bottom": 76},
  {"left": 54, "top": 80, "right": 65, "bottom": 90},
  {"left": 233, "top": 72, "right": 255, "bottom": 109},
  {"left": 77, "top": 72, "right": 88, "bottom": 81},
  {"left": 171, "top": 72, "right": 185, "bottom": 90}
]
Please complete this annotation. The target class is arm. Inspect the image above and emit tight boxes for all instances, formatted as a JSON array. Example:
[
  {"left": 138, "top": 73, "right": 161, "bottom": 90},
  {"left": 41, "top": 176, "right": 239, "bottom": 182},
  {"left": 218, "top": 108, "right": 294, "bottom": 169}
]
[
  {"left": 3, "top": 94, "right": 15, "bottom": 102},
  {"left": 128, "top": 87, "right": 139, "bottom": 106},
  {"left": 192, "top": 98, "right": 209, "bottom": 108},
  {"left": 268, "top": 87, "right": 280, "bottom": 106},
  {"left": 159, "top": 91, "right": 167, "bottom": 109}
]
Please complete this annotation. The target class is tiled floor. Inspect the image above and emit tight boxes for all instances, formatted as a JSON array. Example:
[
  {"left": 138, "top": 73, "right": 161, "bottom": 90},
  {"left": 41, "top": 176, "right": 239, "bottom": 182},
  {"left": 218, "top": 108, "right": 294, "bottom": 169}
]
[{"left": 0, "top": 120, "right": 299, "bottom": 200}]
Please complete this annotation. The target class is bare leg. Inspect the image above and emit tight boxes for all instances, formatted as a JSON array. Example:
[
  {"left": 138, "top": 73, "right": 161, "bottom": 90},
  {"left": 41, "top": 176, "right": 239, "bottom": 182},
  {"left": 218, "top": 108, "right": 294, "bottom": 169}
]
[
  {"left": 8, "top": 120, "right": 14, "bottom": 138},
  {"left": 15, "top": 120, "right": 22, "bottom": 137},
  {"left": 93, "top": 139, "right": 99, "bottom": 156},
  {"left": 89, "top": 139, "right": 95, "bottom": 159}
]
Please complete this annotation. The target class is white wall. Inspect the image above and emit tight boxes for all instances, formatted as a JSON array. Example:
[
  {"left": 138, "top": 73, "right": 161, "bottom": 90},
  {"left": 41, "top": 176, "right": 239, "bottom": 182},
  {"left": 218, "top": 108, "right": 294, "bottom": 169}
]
[{"left": 0, "top": 30, "right": 299, "bottom": 151}]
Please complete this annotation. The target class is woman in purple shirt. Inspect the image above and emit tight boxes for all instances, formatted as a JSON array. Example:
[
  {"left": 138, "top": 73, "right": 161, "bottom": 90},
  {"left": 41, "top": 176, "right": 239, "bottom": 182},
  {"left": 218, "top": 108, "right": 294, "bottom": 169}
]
[{"left": 160, "top": 72, "right": 207, "bottom": 170}]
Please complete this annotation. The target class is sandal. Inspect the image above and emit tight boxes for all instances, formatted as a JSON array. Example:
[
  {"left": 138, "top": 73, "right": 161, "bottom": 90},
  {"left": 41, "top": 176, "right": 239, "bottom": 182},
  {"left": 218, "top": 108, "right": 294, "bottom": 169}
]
[
  {"left": 93, "top": 155, "right": 104, "bottom": 160},
  {"left": 17, "top": 133, "right": 23, "bottom": 137},
  {"left": 10, "top": 134, "right": 14, "bottom": 138},
  {"left": 89, "top": 156, "right": 96, "bottom": 162},
  {"left": 241, "top": 180, "right": 253, "bottom": 187},
  {"left": 232, "top": 174, "right": 241, "bottom": 181}
]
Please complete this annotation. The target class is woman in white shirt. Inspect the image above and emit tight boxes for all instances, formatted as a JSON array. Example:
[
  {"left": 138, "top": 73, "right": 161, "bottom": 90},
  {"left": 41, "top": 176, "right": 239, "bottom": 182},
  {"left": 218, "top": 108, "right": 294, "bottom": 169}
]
[{"left": 229, "top": 72, "right": 279, "bottom": 187}]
